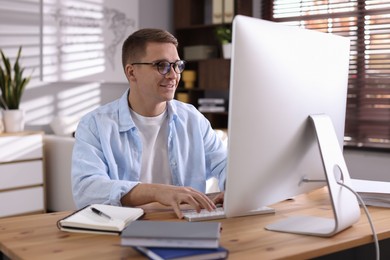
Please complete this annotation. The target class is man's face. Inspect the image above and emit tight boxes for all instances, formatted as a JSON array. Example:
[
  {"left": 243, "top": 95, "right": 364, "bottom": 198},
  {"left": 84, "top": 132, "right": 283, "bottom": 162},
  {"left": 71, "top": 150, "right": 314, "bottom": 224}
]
[{"left": 129, "top": 42, "right": 181, "bottom": 105}]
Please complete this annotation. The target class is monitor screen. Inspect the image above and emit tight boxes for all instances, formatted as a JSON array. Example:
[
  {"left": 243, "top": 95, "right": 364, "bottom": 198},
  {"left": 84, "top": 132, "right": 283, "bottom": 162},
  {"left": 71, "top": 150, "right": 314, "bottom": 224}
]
[{"left": 223, "top": 15, "right": 355, "bottom": 227}]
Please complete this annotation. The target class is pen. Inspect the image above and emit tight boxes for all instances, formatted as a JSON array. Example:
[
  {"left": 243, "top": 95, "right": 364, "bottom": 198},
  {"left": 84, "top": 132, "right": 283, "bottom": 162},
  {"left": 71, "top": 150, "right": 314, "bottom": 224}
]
[{"left": 91, "top": 207, "right": 112, "bottom": 220}]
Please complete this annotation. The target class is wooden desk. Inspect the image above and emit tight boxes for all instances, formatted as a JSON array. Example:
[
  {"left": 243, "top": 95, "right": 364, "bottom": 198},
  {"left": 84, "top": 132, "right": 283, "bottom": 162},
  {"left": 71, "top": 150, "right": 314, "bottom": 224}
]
[{"left": 1, "top": 188, "right": 390, "bottom": 260}]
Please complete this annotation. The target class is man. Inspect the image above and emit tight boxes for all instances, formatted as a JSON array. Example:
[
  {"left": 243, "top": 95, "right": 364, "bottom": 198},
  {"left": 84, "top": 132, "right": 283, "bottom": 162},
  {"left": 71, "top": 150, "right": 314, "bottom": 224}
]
[{"left": 71, "top": 28, "right": 227, "bottom": 218}]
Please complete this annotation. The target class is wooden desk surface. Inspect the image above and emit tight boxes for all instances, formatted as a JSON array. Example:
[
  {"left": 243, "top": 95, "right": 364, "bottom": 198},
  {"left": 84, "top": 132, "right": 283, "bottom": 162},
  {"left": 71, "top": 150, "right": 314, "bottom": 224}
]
[{"left": 1, "top": 187, "right": 390, "bottom": 260}]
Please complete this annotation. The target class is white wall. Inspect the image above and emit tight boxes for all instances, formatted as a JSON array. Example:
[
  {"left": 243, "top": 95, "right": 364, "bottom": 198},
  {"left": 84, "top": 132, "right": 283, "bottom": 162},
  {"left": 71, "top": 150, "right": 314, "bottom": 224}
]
[
  {"left": 21, "top": 0, "right": 389, "bottom": 182},
  {"left": 344, "top": 149, "right": 390, "bottom": 182},
  {"left": 139, "top": 0, "right": 173, "bottom": 29},
  {"left": 22, "top": 0, "right": 173, "bottom": 134},
  {"left": 257, "top": 0, "right": 389, "bottom": 182}
]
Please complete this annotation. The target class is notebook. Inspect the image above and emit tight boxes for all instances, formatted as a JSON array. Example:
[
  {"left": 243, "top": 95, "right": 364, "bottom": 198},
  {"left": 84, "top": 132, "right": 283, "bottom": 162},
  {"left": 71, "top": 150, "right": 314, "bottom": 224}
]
[{"left": 57, "top": 204, "right": 144, "bottom": 235}]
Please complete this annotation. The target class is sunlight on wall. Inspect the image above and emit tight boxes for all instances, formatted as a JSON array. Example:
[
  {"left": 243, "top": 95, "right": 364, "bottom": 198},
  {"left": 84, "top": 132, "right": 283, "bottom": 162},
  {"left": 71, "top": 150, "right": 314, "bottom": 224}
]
[
  {"left": 0, "top": 133, "right": 42, "bottom": 162},
  {"left": 43, "top": 0, "right": 106, "bottom": 82},
  {"left": 22, "top": 82, "right": 101, "bottom": 127},
  {"left": 1, "top": 0, "right": 137, "bottom": 130},
  {"left": 42, "top": 0, "right": 137, "bottom": 83},
  {"left": 0, "top": 0, "right": 41, "bottom": 83},
  {"left": 22, "top": 94, "right": 55, "bottom": 124},
  {"left": 56, "top": 82, "right": 101, "bottom": 118}
]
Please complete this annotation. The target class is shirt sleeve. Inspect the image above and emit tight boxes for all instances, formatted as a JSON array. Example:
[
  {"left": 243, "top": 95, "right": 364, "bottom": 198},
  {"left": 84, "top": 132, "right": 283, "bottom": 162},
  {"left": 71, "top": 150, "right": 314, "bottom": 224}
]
[
  {"left": 201, "top": 115, "right": 228, "bottom": 191},
  {"left": 71, "top": 115, "right": 139, "bottom": 209}
]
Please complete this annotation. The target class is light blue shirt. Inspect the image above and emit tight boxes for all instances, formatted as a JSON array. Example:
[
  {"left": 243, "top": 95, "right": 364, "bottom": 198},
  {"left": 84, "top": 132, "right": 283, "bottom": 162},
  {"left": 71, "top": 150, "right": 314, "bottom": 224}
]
[{"left": 71, "top": 89, "right": 227, "bottom": 209}]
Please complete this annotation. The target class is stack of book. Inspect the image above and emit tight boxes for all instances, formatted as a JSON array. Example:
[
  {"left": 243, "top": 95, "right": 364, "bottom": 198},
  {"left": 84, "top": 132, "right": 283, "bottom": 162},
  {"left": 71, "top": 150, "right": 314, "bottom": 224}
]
[
  {"left": 134, "top": 246, "right": 228, "bottom": 260},
  {"left": 351, "top": 179, "right": 390, "bottom": 208},
  {"left": 121, "top": 220, "right": 228, "bottom": 260},
  {"left": 198, "top": 98, "right": 225, "bottom": 113},
  {"left": 205, "top": 0, "right": 235, "bottom": 24}
]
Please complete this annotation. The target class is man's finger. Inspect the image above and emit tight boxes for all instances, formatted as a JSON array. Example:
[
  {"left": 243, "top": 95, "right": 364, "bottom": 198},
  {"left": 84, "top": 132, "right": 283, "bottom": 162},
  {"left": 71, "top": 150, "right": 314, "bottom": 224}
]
[{"left": 172, "top": 202, "right": 184, "bottom": 219}]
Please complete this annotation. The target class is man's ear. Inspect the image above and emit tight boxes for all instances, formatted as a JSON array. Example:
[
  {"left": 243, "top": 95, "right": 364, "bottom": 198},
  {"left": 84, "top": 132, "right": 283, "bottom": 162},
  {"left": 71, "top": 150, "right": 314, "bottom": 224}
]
[{"left": 125, "top": 64, "right": 136, "bottom": 82}]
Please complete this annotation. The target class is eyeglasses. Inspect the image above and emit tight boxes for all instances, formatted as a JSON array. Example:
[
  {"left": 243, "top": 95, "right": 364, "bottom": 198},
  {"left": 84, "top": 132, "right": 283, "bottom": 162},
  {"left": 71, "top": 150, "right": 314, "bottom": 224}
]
[{"left": 131, "top": 60, "right": 186, "bottom": 75}]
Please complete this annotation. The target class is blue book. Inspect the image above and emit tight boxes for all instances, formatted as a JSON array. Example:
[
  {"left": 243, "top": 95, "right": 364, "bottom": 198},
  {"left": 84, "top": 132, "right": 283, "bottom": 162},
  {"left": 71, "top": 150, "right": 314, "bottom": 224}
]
[{"left": 134, "top": 246, "right": 228, "bottom": 260}]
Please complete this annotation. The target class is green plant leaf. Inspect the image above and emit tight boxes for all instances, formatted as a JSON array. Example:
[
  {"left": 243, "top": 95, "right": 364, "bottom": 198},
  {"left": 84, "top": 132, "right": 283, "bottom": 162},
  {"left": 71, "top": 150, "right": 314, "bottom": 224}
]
[
  {"left": 215, "top": 26, "right": 232, "bottom": 45},
  {"left": 0, "top": 66, "right": 6, "bottom": 109},
  {"left": 0, "top": 46, "right": 29, "bottom": 110}
]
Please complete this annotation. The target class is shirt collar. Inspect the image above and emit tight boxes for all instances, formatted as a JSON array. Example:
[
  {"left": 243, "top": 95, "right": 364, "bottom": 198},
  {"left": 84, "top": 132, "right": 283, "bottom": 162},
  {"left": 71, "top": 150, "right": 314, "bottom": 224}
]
[
  {"left": 118, "top": 88, "right": 178, "bottom": 132},
  {"left": 118, "top": 89, "right": 134, "bottom": 132},
  {"left": 166, "top": 100, "right": 178, "bottom": 123}
]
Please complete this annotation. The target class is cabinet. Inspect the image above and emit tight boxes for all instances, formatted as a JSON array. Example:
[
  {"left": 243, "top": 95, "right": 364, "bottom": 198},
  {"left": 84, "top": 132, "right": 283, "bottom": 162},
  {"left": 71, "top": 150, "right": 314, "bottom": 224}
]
[
  {"left": 0, "top": 132, "right": 46, "bottom": 218},
  {"left": 173, "top": 0, "right": 252, "bottom": 128}
]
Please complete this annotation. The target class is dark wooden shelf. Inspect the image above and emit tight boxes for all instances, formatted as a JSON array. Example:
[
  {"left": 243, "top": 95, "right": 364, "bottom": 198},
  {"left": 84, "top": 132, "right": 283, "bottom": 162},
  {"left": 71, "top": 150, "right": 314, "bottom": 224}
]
[
  {"left": 175, "top": 23, "right": 232, "bottom": 31},
  {"left": 174, "top": 0, "right": 252, "bottom": 128},
  {"left": 202, "top": 112, "right": 229, "bottom": 129}
]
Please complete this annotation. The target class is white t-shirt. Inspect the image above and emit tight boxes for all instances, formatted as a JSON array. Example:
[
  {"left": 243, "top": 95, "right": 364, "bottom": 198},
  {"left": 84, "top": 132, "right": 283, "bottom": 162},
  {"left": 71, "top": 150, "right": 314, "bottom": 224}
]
[{"left": 130, "top": 108, "right": 172, "bottom": 185}]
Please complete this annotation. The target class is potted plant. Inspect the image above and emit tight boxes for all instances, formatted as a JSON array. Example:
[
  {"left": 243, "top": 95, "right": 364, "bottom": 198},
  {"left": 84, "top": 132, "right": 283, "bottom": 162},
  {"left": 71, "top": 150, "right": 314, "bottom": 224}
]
[
  {"left": 215, "top": 26, "right": 232, "bottom": 59},
  {"left": 0, "top": 46, "right": 30, "bottom": 132}
]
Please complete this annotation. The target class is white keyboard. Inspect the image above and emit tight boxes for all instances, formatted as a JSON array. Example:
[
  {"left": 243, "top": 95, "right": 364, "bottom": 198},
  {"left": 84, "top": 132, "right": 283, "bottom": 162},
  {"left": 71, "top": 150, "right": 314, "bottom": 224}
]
[
  {"left": 183, "top": 207, "right": 226, "bottom": 222},
  {"left": 183, "top": 206, "right": 275, "bottom": 222}
]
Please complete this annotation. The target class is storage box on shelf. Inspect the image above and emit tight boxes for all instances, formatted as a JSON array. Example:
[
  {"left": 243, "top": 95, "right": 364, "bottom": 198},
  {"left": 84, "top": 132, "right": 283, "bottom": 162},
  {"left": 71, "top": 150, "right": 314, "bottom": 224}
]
[{"left": 0, "top": 131, "right": 46, "bottom": 218}]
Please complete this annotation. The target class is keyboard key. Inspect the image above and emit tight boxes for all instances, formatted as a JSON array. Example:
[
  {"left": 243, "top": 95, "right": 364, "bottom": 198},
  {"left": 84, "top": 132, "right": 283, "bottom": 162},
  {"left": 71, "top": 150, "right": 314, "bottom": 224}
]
[
  {"left": 183, "top": 206, "right": 275, "bottom": 222},
  {"left": 183, "top": 207, "right": 226, "bottom": 222}
]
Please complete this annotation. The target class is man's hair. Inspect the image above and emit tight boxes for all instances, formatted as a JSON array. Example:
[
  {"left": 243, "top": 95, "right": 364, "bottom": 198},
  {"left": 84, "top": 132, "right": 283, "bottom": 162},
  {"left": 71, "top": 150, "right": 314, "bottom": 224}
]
[{"left": 122, "top": 28, "right": 178, "bottom": 70}]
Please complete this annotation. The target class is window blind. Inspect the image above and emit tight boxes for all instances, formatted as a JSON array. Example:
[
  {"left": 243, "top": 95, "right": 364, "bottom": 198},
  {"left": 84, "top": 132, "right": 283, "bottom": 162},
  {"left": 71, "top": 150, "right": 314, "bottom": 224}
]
[
  {"left": 0, "top": 0, "right": 41, "bottom": 84},
  {"left": 262, "top": 0, "right": 390, "bottom": 149},
  {"left": 0, "top": 1, "right": 136, "bottom": 84}
]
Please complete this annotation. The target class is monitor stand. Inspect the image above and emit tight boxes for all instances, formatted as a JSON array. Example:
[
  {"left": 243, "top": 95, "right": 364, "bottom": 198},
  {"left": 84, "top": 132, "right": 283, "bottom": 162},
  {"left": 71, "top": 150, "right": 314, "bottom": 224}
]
[{"left": 265, "top": 114, "right": 360, "bottom": 237}]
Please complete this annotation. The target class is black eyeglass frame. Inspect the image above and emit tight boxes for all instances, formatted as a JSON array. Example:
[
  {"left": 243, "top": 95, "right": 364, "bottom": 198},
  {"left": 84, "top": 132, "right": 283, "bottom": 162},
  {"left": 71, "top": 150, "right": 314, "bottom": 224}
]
[{"left": 131, "top": 60, "right": 186, "bottom": 75}]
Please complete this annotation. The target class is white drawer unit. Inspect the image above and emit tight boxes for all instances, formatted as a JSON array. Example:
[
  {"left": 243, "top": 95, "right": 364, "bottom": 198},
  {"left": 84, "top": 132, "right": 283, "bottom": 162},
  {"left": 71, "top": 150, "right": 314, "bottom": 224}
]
[
  {"left": 0, "top": 187, "right": 44, "bottom": 217},
  {"left": 0, "top": 132, "right": 46, "bottom": 218}
]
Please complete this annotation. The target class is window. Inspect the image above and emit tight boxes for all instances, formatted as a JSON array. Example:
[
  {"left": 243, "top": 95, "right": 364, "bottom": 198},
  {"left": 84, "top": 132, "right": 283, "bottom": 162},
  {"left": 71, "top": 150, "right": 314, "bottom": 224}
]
[
  {"left": 0, "top": 0, "right": 41, "bottom": 84},
  {"left": 262, "top": 0, "right": 390, "bottom": 149},
  {"left": 0, "top": 0, "right": 138, "bottom": 84}
]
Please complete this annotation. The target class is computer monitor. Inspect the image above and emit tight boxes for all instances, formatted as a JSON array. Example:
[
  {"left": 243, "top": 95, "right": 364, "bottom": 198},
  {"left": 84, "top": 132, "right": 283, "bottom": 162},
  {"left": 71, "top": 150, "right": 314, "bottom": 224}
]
[{"left": 223, "top": 15, "right": 360, "bottom": 236}]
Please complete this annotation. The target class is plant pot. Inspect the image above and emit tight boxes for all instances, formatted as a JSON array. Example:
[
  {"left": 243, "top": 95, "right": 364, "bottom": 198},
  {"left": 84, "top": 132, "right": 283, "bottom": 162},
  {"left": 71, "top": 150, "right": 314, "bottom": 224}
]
[
  {"left": 2, "top": 109, "right": 25, "bottom": 133},
  {"left": 222, "top": 43, "right": 232, "bottom": 59}
]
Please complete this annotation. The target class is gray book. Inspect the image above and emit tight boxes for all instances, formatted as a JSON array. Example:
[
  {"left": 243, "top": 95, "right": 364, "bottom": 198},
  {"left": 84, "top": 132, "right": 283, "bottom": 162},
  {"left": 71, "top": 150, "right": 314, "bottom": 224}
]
[{"left": 121, "top": 221, "right": 221, "bottom": 249}]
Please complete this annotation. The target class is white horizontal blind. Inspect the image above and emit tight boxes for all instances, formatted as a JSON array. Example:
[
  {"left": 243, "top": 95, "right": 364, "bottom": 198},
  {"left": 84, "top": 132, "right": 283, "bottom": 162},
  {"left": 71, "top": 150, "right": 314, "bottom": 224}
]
[
  {"left": 0, "top": 0, "right": 41, "bottom": 84},
  {"left": 1, "top": 0, "right": 138, "bottom": 84},
  {"left": 41, "top": 0, "right": 137, "bottom": 83},
  {"left": 42, "top": 0, "right": 105, "bottom": 82},
  {"left": 263, "top": 0, "right": 390, "bottom": 149}
]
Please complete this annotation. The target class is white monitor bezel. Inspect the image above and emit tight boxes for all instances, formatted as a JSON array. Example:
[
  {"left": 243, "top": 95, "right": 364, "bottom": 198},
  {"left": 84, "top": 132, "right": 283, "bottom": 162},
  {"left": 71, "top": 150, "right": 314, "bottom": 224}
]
[{"left": 223, "top": 16, "right": 360, "bottom": 236}]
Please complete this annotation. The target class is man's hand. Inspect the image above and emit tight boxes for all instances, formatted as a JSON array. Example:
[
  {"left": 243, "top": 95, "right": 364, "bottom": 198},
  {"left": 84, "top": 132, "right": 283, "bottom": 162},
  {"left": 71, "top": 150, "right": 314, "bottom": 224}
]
[
  {"left": 121, "top": 183, "right": 217, "bottom": 219},
  {"left": 207, "top": 192, "right": 224, "bottom": 206}
]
